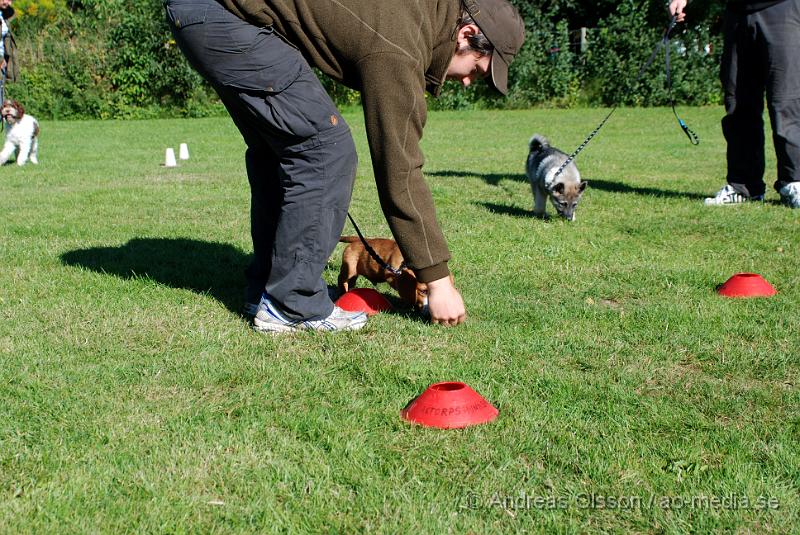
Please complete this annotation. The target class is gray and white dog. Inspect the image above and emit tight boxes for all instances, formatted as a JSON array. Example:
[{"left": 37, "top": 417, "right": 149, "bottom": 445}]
[{"left": 526, "top": 134, "right": 587, "bottom": 221}]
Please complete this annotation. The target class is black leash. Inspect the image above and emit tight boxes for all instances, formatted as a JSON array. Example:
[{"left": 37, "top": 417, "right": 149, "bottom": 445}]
[
  {"left": 553, "top": 14, "right": 698, "bottom": 179},
  {"left": 346, "top": 212, "right": 405, "bottom": 276}
]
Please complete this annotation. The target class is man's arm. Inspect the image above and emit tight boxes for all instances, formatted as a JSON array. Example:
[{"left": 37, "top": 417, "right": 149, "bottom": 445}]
[
  {"left": 357, "top": 54, "right": 466, "bottom": 325},
  {"left": 358, "top": 53, "right": 449, "bottom": 281}
]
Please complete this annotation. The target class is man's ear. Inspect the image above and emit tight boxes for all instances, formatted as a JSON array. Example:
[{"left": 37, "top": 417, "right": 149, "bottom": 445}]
[{"left": 455, "top": 23, "right": 481, "bottom": 48}]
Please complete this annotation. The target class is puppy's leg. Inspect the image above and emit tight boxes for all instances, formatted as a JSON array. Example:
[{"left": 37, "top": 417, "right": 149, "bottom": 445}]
[
  {"left": 337, "top": 266, "right": 350, "bottom": 294},
  {"left": 533, "top": 183, "right": 548, "bottom": 218},
  {"left": 337, "top": 263, "right": 359, "bottom": 294},
  {"left": 16, "top": 139, "right": 31, "bottom": 166},
  {"left": 0, "top": 141, "right": 14, "bottom": 164},
  {"left": 30, "top": 138, "right": 38, "bottom": 165}
]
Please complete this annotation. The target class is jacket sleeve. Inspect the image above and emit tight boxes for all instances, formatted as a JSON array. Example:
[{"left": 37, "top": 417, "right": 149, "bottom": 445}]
[{"left": 356, "top": 53, "right": 451, "bottom": 283}]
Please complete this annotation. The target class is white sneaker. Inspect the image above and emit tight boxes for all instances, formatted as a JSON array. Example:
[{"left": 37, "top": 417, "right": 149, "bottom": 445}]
[
  {"left": 244, "top": 287, "right": 339, "bottom": 318},
  {"left": 704, "top": 184, "right": 764, "bottom": 206},
  {"left": 779, "top": 182, "right": 800, "bottom": 208},
  {"left": 253, "top": 293, "right": 367, "bottom": 334}
]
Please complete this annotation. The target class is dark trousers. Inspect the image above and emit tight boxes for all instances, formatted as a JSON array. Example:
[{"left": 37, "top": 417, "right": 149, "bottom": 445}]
[
  {"left": 165, "top": 0, "right": 357, "bottom": 320},
  {"left": 721, "top": 0, "right": 800, "bottom": 197}
]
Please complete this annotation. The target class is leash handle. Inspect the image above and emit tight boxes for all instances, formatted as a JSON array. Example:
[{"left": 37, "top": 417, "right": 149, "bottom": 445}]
[
  {"left": 346, "top": 212, "right": 404, "bottom": 276},
  {"left": 676, "top": 115, "right": 699, "bottom": 145}
]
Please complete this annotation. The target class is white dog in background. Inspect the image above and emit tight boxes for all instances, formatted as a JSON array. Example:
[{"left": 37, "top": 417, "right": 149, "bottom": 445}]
[{"left": 1, "top": 100, "right": 39, "bottom": 166}]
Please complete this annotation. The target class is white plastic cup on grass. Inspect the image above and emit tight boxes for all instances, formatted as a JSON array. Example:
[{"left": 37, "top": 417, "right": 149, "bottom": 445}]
[
  {"left": 164, "top": 148, "right": 177, "bottom": 167},
  {"left": 179, "top": 143, "right": 189, "bottom": 160}
]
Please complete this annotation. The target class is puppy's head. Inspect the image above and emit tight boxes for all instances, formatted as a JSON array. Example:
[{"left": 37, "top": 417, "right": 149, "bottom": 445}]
[
  {"left": 550, "top": 175, "right": 588, "bottom": 221},
  {"left": 390, "top": 268, "right": 429, "bottom": 311},
  {"left": 1, "top": 100, "right": 24, "bottom": 125}
]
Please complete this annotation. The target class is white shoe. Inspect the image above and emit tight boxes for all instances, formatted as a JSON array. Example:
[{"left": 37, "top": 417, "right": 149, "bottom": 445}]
[
  {"left": 779, "top": 182, "right": 800, "bottom": 208},
  {"left": 704, "top": 184, "right": 763, "bottom": 206},
  {"left": 244, "top": 287, "right": 339, "bottom": 318},
  {"left": 253, "top": 293, "right": 367, "bottom": 334}
]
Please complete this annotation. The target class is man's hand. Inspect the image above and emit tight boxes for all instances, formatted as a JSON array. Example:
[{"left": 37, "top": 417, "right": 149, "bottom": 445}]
[
  {"left": 668, "top": 0, "right": 687, "bottom": 22},
  {"left": 426, "top": 275, "right": 466, "bottom": 326}
]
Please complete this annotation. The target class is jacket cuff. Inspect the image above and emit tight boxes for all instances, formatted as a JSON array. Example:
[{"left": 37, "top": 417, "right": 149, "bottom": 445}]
[{"left": 415, "top": 262, "right": 450, "bottom": 284}]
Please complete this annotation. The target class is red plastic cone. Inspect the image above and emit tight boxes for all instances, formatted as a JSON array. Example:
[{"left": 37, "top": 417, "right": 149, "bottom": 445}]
[
  {"left": 401, "top": 382, "right": 498, "bottom": 429},
  {"left": 717, "top": 273, "right": 776, "bottom": 298},
  {"left": 335, "top": 288, "right": 393, "bottom": 316}
]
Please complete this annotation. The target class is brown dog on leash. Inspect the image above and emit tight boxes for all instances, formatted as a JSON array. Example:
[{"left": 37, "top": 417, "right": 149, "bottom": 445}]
[{"left": 337, "top": 236, "right": 429, "bottom": 310}]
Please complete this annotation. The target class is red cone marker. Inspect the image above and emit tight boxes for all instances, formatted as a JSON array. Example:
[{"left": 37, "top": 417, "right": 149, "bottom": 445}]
[
  {"left": 717, "top": 273, "right": 776, "bottom": 298},
  {"left": 336, "top": 288, "right": 393, "bottom": 316},
  {"left": 401, "top": 382, "right": 498, "bottom": 429}
]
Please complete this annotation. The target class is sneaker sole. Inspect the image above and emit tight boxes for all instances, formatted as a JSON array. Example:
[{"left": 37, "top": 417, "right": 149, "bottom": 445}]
[
  {"left": 703, "top": 198, "right": 764, "bottom": 206},
  {"left": 252, "top": 317, "right": 367, "bottom": 334},
  {"left": 704, "top": 200, "right": 743, "bottom": 206},
  {"left": 252, "top": 318, "right": 301, "bottom": 334}
]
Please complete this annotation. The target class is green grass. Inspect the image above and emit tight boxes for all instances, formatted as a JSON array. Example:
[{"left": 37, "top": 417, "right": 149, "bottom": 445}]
[{"left": 1, "top": 108, "right": 798, "bottom": 533}]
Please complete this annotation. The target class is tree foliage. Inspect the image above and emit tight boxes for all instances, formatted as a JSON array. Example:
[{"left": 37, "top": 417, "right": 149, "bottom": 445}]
[{"left": 8, "top": 0, "right": 724, "bottom": 119}]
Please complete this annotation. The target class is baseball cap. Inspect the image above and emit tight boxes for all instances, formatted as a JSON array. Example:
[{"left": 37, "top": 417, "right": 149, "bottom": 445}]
[{"left": 462, "top": 0, "right": 525, "bottom": 95}]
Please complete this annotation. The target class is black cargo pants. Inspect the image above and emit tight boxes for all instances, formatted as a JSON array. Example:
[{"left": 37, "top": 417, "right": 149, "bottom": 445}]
[
  {"left": 165, "top": 0, "right": 357, "bottom": 321},
  {"left": 721, "top": 0, "right": 800, "bottom": 197}
]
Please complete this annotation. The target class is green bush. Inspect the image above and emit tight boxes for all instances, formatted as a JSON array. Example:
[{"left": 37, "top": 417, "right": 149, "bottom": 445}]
[
  {"left": 11, "top": 0, "right": 218, "bottom": 119},
  {"left": 581, "top": 0, "right": 721, "bottom": 107},
  {"left": 6, "top": 0, "right": 724, "bottom": 119}
]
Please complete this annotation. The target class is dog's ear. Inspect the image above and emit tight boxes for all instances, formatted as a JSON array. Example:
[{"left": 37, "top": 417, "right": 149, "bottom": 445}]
[
  {"left": 12, "top": 101, "right": 24, "bottom": 116},
  {"left": 553, "top": 182, "right": 565, "bottom": 194},
  {"left": 578, "top": 181, "right": 588, "bottom": 193}
]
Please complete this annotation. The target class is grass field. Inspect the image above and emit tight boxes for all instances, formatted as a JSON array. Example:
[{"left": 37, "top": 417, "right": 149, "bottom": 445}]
[{"left": 1, "top": 107, "right": 798, "bottom": 533}]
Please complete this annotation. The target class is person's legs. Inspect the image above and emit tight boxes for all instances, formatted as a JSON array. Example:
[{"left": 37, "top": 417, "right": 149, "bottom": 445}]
[
  {"left": 245, "top": 146, "right": 282, "bottom": 310},
  {"left": 720, "top": 6, "right": 768, "bottom": 199},
  {"left": 165, "top": 0, "right": 361, "bottom": 323},
  {"left": 264, "top": 116, "right": 357, "bottom": 320},
  {"left": 206, "top": 85, "right": 282, "bottom": 312},
  {"left": 759, "top": 0, "right": 800, "bottom": 204},
  {"left": 238, "top": 75, "right": 357, "bottom": 320}
]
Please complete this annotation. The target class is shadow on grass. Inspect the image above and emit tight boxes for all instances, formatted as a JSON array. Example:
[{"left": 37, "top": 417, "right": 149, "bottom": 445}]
[
  {"left": 427, "top": 169, "right": 526, "bottom": 186},
  {"left": 587, "top": 178, "right": 708, "bottom": 200},
  {"left": 61, "top": 237, "right": 248, "bottom": 316},
  {"left": 476, "top": 202, "right": 533, "bottom": 218},
  {"left": 61, "top": 237, "right": 431, "bottom": 323},
  {"left": 428, "top": 169, "right": 708, "bottom": 200}
]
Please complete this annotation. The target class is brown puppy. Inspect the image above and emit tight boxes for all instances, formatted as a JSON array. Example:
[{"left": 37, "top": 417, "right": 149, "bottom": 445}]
[{"left": 338, "top": 236, "right": 429, "bottom": 310}]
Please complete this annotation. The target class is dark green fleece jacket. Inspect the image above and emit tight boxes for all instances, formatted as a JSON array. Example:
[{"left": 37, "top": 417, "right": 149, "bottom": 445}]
[{"left": 219, "top": 0, "right": 462, "bottom": 283}]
